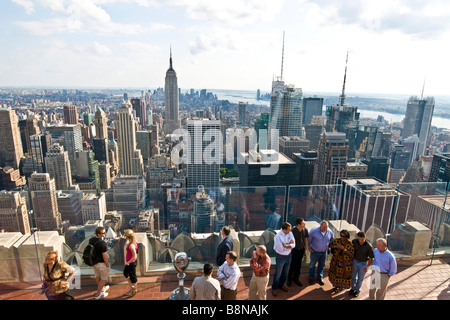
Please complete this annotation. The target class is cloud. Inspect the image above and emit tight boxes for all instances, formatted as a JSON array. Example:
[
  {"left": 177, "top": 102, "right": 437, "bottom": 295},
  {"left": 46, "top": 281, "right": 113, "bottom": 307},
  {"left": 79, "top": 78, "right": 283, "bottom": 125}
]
[
  {"left": 15, "top": 18, "right": 83, "bottom": 36},
  {"left": 11, "top": 0, "right": 35, "bottom": 14},
  {"left": 298, "top": 0, "right": 450, "bottom": 39},
  {"left": 189, "top": 28, "right": 244, "bottom": 55},
  {"left": 161, "top": 0, "right": 283, "bottom": 26},
  {"left": 13, "top": 0, "right": 150, "bottom": 35},
  {"left": 120, "top": 41, "right": 160, "bottom": 54}
]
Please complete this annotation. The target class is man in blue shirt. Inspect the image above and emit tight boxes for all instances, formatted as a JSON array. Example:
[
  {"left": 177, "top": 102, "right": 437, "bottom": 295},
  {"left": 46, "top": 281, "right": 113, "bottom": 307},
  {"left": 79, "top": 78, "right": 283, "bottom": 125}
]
[
  {"left": 308, "top": 221, "right": 334, "bottom": 285},
  {"left": 369, "top": 238, "right": 397, "bottom": 300}
]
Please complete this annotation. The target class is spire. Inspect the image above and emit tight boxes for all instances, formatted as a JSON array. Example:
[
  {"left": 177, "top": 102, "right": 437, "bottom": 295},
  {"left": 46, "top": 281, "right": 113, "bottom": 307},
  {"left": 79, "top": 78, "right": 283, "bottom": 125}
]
[
  {"left": 340, "top": 50, "right": 349, "bottom": 106},
  {"left": 280, "top": 31, "right": 285, "bottom": 81},
  {"left": 421, "top": 75, "right": 426, "bottom": 100},
  {"left": 168, "top": 45, "right": 174, "bottom": 71}
]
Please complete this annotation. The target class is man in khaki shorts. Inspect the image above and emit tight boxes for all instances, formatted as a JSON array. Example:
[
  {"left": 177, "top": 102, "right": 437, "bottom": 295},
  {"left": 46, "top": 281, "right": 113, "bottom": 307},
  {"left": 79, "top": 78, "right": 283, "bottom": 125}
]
[{"left": 90, "top": 226, "right": 110, "bottom": 299}]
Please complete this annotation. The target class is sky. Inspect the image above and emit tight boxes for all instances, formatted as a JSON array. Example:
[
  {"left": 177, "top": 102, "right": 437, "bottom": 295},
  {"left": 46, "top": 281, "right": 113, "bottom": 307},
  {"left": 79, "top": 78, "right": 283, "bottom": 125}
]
[{"left": 2, "top": 0, "right": 450, "bottom": 96}]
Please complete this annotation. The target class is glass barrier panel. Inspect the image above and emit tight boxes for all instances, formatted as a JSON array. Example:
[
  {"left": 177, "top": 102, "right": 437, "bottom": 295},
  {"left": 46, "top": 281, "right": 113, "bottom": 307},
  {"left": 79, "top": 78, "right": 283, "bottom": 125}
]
[{"left": 396, "top": 182, "right": 449, "bottom": 259}]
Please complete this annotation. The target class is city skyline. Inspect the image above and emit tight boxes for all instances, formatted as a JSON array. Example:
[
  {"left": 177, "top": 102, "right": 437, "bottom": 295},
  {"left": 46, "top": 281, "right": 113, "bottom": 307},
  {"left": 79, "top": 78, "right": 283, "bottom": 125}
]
[{"left": 1, "top": 1, "right": 450, "bottom": 96}]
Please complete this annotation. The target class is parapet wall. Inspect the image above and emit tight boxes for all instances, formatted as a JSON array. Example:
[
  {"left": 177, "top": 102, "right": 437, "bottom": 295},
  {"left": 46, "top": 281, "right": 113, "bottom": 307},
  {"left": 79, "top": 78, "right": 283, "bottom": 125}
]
[{"left": 0, "top": 220, "right": 448, "bottom": 282}]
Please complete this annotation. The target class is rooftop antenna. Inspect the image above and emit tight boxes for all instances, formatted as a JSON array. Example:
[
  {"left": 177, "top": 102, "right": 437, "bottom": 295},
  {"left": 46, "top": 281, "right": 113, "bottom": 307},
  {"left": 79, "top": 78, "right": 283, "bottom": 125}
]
[
  {"left": 340, "top": 50, "right": 349, "bottom": 106},
  {"left": 168, "top": 45, "right": 174, "bottom": 71},
  {"left": 421, "top": 75, "right": 426, "bottom": 100},
  {"left": 280, "top": 31, "right": 285, "bottom": 81}
]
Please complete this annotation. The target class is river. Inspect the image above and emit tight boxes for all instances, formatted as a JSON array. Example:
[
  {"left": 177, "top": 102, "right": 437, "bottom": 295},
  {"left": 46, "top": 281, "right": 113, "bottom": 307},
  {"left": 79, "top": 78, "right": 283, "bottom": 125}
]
[{"left": 209, "top": 89, "right": 450, "bottom": 130}]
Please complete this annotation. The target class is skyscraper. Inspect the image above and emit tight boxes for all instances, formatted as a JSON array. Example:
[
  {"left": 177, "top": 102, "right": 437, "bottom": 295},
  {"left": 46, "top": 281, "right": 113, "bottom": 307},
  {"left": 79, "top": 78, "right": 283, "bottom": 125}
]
[
  {"left": 28, "top": 172, "right": 62, "bottom": 232},
  {"left": 302, "top": 97, "right": 324, "bottom": 125},
  {"left": 186, "top": 118, "right": 221, "bottom": 189},
  {"left": 238, "top": 102, "right": 247, "bottom": 126},
  {"left": 402, "top": 96, "right": 435, "bottom": 157},
  {"left": 268, "top": 32, "right": 303, "bottom": 147},
  {"left": 94, "top": 106, "right": 108, "bottom": 140},
  {"left": 75, "top": 150, "right": 100, "bottom": 190},
  {"left": 0, "top": 107, "right": 23, "bottom": 170},
  {"left": 0, "top": 191, "right": 30, "bottom": 234},
  {"left": 268, "top": 80, "right": 303, "bottom": 146},
  {"left": 313, "top": 132, "right": 349, "bottom": 185},
  {"left": 29, "top": 134, "right": 52, "bottom": 173},
  {"left": 131, "top": 95, "right": 146, "bottom": 129},
  {"left": 44, "top": 143, "right": 73, "bottom": 191},
  {"left": 18, "top": 116, "right": 40, "bottom": 155},
  {"left": 325, "top": 52, "right": 359, "bottom": 160},
  {"left": 116, "top": 101, "right": 144, "bottom": 176},
  {"left": 46, "top": 124, "right": 83, "bottom": 177},
  {"left": 164, "top": 48, "right": 180, "bottom": 134},
  {"left": 63, "top": 105, "right": 78, "bottom": 125}
]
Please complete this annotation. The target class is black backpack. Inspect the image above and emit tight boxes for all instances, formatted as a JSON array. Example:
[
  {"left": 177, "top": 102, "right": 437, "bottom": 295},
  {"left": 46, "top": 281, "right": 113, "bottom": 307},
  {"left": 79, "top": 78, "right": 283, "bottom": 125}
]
[{"left": 82, "top": 238, "right": 99, "bottom": 266}]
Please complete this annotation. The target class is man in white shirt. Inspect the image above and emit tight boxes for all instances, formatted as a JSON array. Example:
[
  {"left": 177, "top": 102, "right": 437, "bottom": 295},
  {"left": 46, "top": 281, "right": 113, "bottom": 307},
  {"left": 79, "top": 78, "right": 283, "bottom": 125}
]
[
  {"left": 217, "top": 251, "right": 240, "bottom": 300},
  {"left": 271, "top": 222, "right": 295, "bottom": 296}
]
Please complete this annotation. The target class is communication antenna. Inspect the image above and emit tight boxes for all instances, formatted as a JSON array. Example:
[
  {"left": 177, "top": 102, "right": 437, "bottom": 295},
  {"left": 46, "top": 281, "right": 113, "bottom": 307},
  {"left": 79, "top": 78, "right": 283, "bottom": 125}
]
[
  {"left": 340, "top": 50, "right": 349, "bottom": 106},
  {"left": 421, "top": 75, "right": 426, "bottom": 100},
  {"left": 280, "top": 31, "right": 285, "bottom": 81}
]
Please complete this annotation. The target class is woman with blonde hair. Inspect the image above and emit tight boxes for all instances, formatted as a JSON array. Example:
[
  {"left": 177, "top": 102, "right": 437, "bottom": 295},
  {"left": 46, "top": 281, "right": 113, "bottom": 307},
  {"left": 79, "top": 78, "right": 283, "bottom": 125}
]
[
  {"left": 42, "top": 250, "right": 75, "bottom": 300},
  {"left": 123, "top": 229, "right": 138, "bottom": 296}
]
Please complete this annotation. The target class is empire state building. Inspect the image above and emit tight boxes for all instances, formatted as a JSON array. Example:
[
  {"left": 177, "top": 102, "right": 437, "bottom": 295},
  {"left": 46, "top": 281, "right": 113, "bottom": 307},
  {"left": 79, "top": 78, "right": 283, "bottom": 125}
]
[{"left": 164, "top": 48, "right": 181, "bottom": 134}]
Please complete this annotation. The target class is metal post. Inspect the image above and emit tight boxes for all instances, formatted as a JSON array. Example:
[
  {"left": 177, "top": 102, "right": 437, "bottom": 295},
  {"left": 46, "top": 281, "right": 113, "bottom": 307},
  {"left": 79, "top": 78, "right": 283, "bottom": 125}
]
[{"left": 430, "top": 182, "right": 450, "bottom": 265}]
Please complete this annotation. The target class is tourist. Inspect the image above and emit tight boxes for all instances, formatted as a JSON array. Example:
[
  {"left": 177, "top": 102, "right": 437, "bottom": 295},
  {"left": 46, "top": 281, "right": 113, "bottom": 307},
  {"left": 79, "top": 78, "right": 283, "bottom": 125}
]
[
  {"left": 369, "top": 238, "right": 397, "bottom": 300},
  {"left": 216, "top": 226, "right": 233, "bottom": 266},
  {"left": 349, "top": 231, "right": 373, "bottom": 297},
  {"left": 249, "top": 245, "right": 271, "bottom": 300},
  {"left": 90, "top": 226, "right": 110, "bottom": 299},
  {"left": 189, "top": 263, "right": 221, "bottom": 300},
  {"left": 287, "top": 217, "right": 308, "bottom": 287},
  {"left": 308, "top": 220, "right": 334, "bottom": 285},
  {"left": 328, "top": 229, "right": 354, "bottom": 293},
  {"left": 264, "top": 202, "right": 282, "bottom": 230},
  {"left": 42, "top": 250, "right": 75, "bottom": 300},
  {"left": 123, "top": 229, "right": 138, "bottom": 297},
  {"left": 271, "top": 222, "right": 295, "bottom": 296},
  {"left": 217, "top": 251, "right": 240, "bottom": 300}
]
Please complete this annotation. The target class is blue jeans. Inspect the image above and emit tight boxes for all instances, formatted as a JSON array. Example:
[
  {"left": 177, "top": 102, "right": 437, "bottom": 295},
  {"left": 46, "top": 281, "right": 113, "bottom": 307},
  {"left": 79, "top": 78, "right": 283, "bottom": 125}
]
[
  {"left": 272, "top": 254, "right": 291, "bottom": 290},
  {"left": 351, "top": 260, "right": 368, "bottom": 293},
  {"left": 308, "top": 251, "right": 327, "bottom": 280}
]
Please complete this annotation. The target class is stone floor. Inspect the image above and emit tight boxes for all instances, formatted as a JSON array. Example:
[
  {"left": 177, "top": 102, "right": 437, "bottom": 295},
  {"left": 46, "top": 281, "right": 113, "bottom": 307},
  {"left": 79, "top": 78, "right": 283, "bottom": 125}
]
[{"left": 0, "top": 257, "right": 448, "bottom": 301}]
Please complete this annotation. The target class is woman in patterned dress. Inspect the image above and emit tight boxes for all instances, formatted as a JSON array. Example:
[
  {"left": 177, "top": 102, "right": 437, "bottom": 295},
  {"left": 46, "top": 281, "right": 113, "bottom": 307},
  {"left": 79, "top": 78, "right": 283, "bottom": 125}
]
[
  {"left": 42, "top": 250, "right": 75, "bottom": 300},
  {"left": 328, "top": 230, "right": 354, "bottom": 293}
]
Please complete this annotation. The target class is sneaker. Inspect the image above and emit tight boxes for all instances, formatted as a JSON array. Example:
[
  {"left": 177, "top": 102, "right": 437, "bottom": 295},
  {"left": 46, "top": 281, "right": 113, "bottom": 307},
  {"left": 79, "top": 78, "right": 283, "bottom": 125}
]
[
  {"left": 94, "top": 291, "right": 108, "bottom": 300},
  {"left": 318, "top": 279, "right": 325, "bottom": 286},
  {"left": 124, "top": 289, "right": 133, "bottom": 296},
  {"left": 272, "top": 289, "right": 278, "bottom": 297},
  {"left": 102, "top": 285, "right": 110, "bottom": 292},
  {"left": 280, "top": 286, "right": 289, "bottom": 292}
]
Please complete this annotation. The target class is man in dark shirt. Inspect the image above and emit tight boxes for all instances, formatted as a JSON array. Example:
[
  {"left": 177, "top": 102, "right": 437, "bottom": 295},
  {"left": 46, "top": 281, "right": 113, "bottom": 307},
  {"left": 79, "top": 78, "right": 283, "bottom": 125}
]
[
  {"left": 350, "top": 231, "right": 374, "bottom": 297},
  {"left": 91, "top": 226, "right": 110, "bottom": 299},
  {"left": 287, "top": 217, "right": 308, "bottom": 287},
  {"left": 216, "top": 226, "right": 233, "bottom": 266}
]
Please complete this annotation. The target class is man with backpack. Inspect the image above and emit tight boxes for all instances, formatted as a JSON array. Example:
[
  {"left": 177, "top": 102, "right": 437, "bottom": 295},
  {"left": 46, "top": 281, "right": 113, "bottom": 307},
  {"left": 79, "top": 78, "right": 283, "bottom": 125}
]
[{"left": 87, "top": 226, "right": 110, "bottom": 299}]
